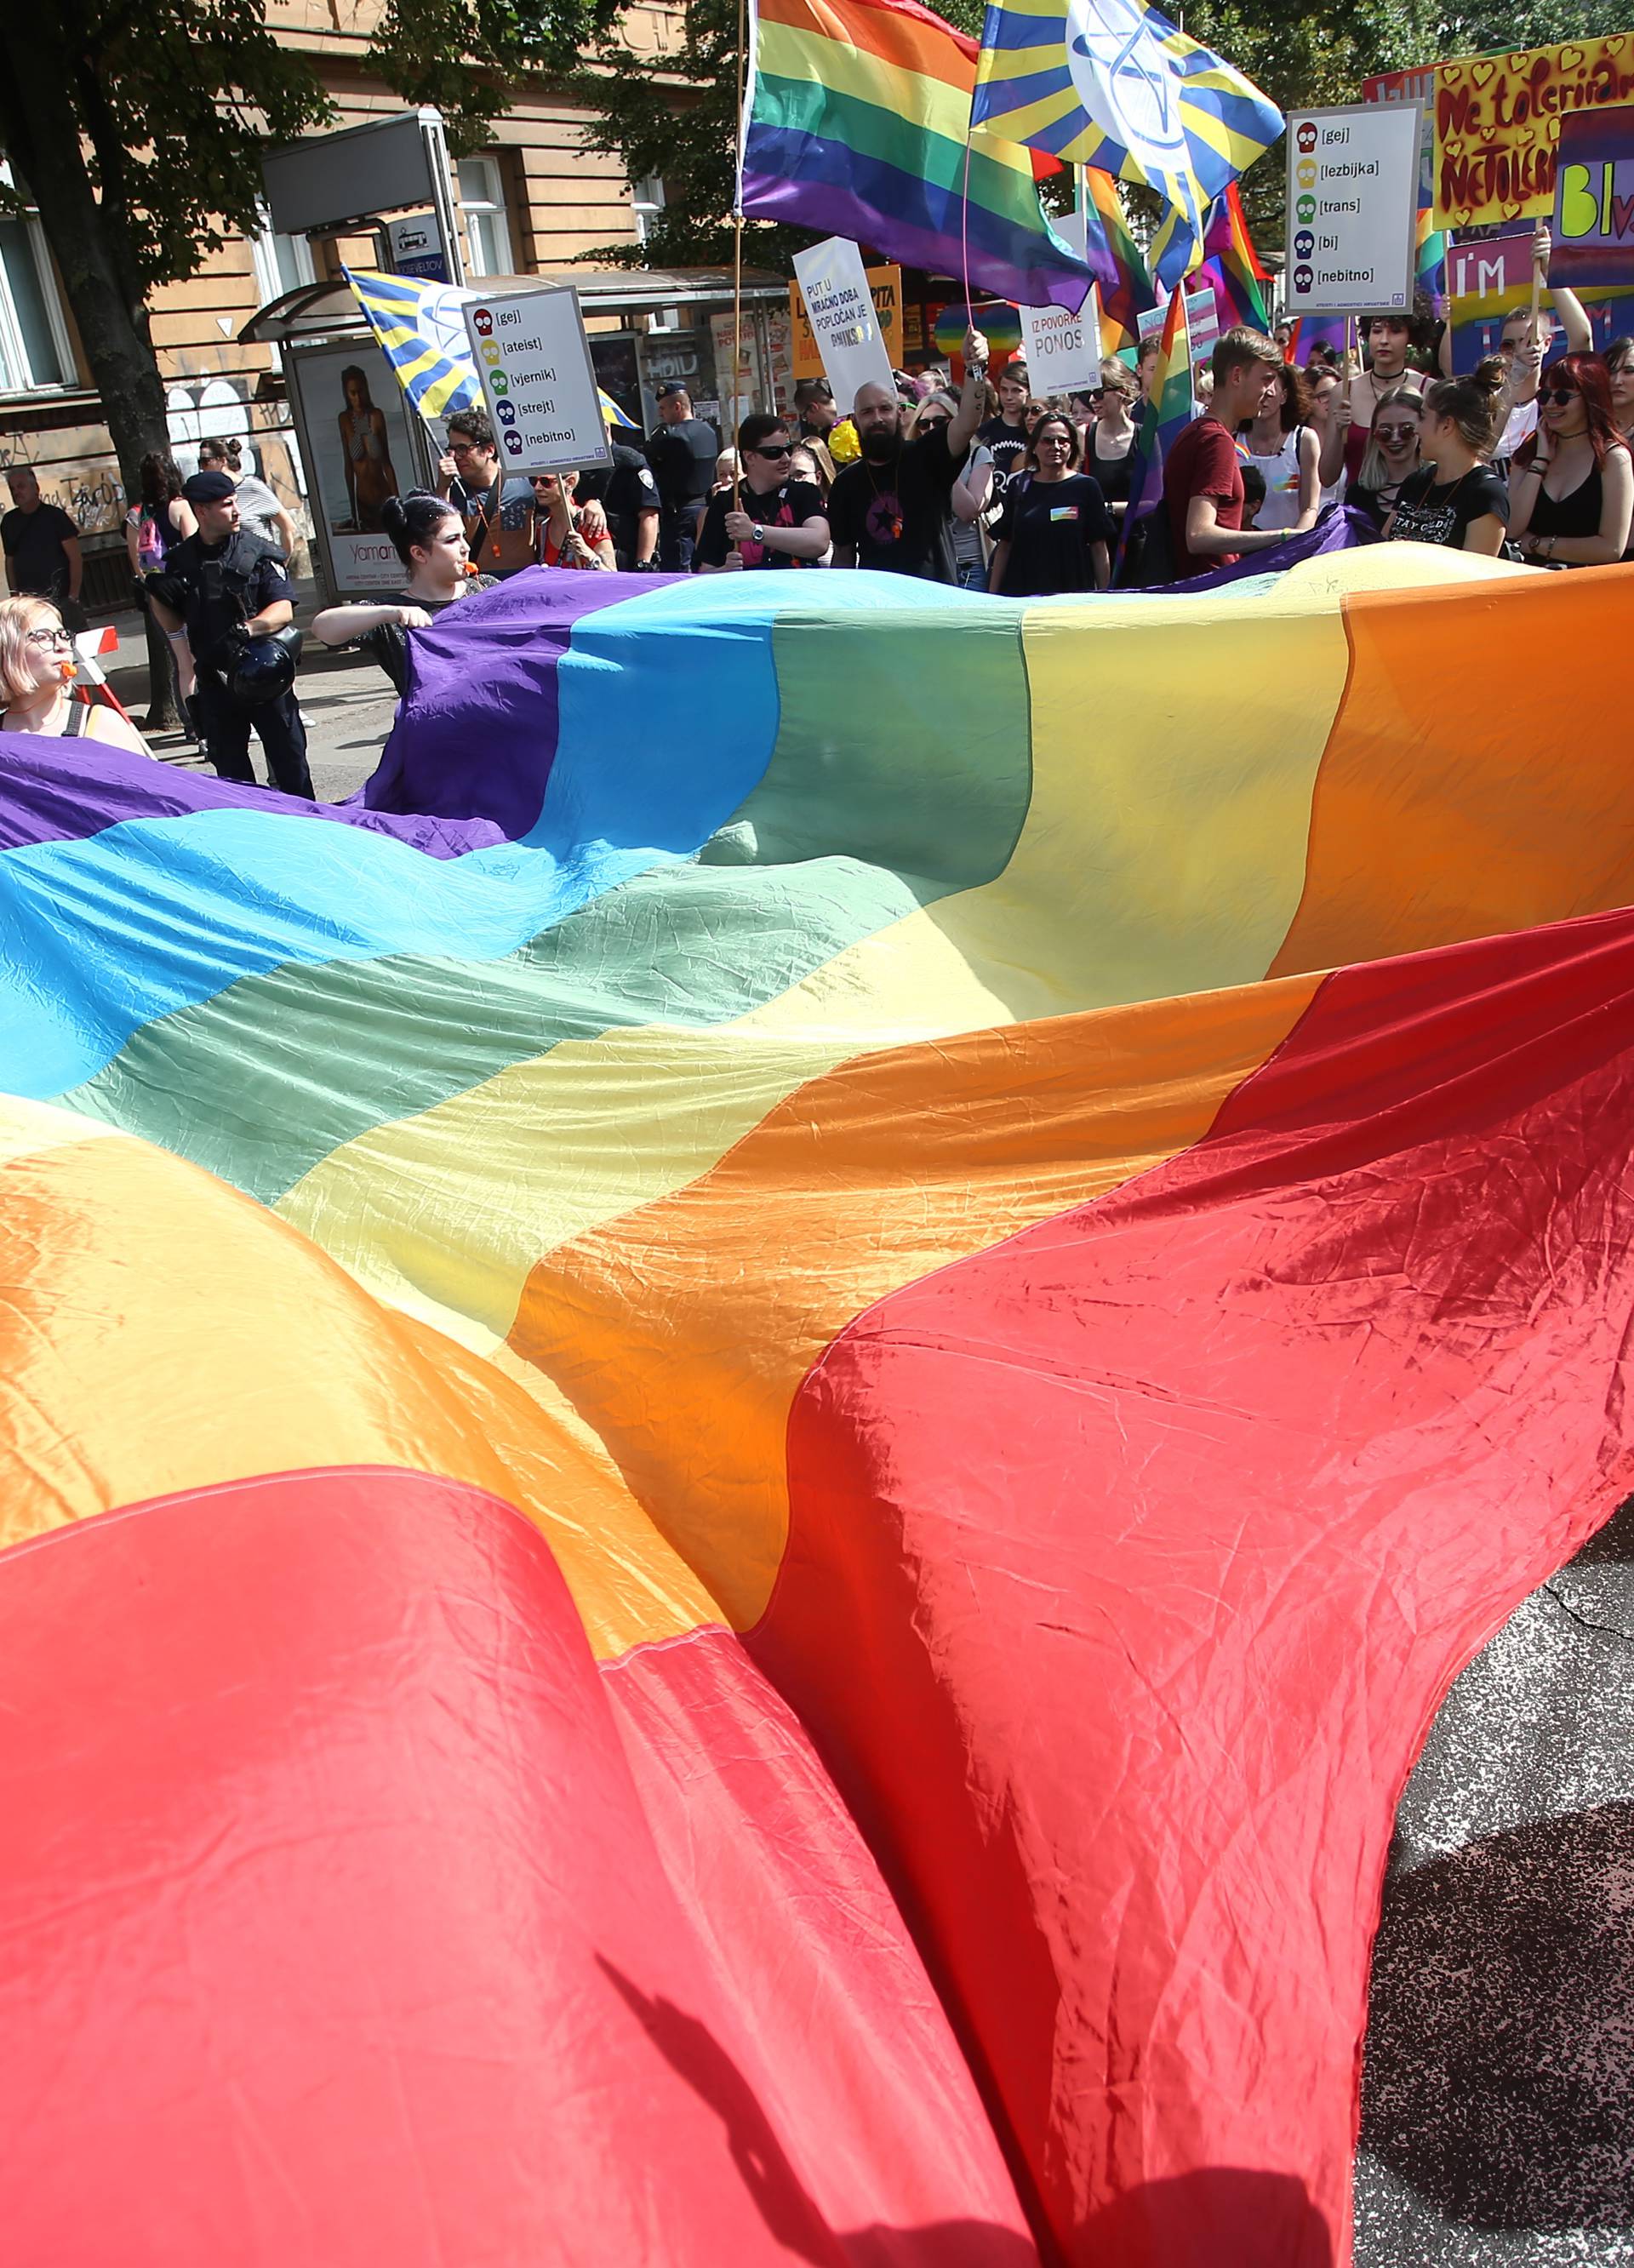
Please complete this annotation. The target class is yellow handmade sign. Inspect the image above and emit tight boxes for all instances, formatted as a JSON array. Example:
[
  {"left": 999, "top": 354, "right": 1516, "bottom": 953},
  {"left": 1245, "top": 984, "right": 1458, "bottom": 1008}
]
[{"left": 1434, "top": 36, "right": 1634, "bottom": 230}]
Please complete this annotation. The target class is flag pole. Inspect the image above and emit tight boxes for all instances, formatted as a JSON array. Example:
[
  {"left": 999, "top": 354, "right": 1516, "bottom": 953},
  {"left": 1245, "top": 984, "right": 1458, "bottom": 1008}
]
[{"left": 732, "top": 0, "right": 751, "bottom": 532}]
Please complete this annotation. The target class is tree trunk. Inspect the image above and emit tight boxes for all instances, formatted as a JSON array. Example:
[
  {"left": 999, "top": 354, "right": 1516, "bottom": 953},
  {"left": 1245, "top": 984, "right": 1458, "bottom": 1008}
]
[
  {"left": 140, "top": 599, "right": 181, "bottom": 735},
  {"left": 0, "top": 19, "right": 170, "bottom": 495}
]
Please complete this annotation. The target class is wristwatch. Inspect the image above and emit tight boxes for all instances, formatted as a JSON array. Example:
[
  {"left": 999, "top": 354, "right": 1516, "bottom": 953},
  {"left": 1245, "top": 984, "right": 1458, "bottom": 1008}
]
[{"left": 752, "top": 523, "right": 765, "bottom": 545}]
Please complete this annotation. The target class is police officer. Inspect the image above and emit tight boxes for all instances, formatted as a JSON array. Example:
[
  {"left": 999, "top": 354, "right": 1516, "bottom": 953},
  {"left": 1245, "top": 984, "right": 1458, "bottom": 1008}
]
[
  {"left": 151, "top": 470, "right": 313, "bottom": 797},
  {"left": 575, "top": 440, "right": 660, "bottom": 571}
]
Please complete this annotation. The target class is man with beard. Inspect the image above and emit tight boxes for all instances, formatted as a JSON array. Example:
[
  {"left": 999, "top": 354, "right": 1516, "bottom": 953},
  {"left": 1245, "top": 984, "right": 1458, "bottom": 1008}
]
[{"left": 828, "top": 326, "right": 985, "bottom": 580}]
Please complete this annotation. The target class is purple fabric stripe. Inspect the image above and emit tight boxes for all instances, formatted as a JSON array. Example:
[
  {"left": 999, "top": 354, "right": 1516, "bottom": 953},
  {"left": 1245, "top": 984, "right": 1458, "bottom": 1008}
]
[
  {"left": 0, "top": 731, "right": 507, "bottom": 860},
  {"left": 355, "top": 568, "right": 665, "bottom": 837},
  {"left": 1159, "top": 506, "right": 1377, "bottom": 594},
  {"left": 740, "top": 165, "right": 1094, "bottom": 314}
]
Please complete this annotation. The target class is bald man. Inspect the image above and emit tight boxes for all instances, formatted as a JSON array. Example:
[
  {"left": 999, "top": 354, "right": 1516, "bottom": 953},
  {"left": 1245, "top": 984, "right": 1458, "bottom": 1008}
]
[{"left": 827, "top": 328, "right": 986, "bottom": 579}]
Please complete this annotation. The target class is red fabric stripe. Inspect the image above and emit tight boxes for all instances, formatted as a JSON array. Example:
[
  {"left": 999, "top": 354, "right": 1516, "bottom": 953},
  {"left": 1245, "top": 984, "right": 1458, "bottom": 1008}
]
[
  {"left": 0, "top": 1468, "right": 1031, "bottom": 2264},
  {"left": 765, "top": 905, "right": 1634, "bottom": 2266}
]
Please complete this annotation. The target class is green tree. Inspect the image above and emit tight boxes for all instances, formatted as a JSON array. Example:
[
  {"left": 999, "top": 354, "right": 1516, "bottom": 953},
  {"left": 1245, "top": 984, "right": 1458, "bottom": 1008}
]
[{"left": 0, "top": 0, "right": 614, "bottom": 498}]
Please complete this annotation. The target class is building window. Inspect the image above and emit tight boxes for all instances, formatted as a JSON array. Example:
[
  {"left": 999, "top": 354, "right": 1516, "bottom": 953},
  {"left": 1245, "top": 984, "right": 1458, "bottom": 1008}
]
[
  {"left": 631, "top": 174, "right": 666, "bottom": 249},
  {"left": 249, "top": 205, "right": 317, "bottom": 306},
  {"left": 458, "top": 157, "right": 513, "bottom": 277},
  {"left": 0, "top": 191, "right": 76, "bottom": 395}
]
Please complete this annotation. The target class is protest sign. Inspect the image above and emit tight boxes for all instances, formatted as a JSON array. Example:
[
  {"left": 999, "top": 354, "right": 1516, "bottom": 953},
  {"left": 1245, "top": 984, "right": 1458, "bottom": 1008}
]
[
  {"left": 1019, "top": 288, "right": 1102, "bottom": 397},
  {"left": 1550, "top": 102, "right": 1634, "bottom": 289},
  {"left": 1433, "top": 37, "right": 1634, "bottom": 231},
  {"left": 791, "top": 238, "right": 895, "bottom": 405},
  {"left": 790, "top": 262, "right": 900, "bottom": 380},
  {"left": 1448, "top": 220, "right": 1634, "bottom": 367},
  {"left": 462, "top": 285, "right": 608, "bottom": 475},
  {"left": 1284, "top": 102, "right": 1421, "bottom": 317},
  {"left": 1137, "top": 290, "right": 1217, "bottom": 363}
]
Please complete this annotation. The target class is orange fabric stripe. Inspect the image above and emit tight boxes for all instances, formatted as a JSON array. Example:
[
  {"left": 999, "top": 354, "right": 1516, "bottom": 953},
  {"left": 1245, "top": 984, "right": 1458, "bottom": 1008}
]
[
  {"left": 757, "top": 0, "right": 975, "bottom": 94},
  {"left": 506, "top": 970, "right": 1323, "bottom": 1637},
  {"left": 1270, "top": 569, "right": 1634, "bottom": 980}
]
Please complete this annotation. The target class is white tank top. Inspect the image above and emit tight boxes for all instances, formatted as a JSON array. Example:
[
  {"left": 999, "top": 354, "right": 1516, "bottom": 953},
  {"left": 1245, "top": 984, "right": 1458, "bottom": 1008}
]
[{"left": 1239, "top": 427, "right": 1306, "bottom": 532}]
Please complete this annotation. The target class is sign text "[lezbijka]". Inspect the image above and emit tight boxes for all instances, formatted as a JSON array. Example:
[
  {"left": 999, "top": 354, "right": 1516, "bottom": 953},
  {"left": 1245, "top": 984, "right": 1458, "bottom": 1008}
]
[{"left": 1284, "top": 102, "right": 1422, "bottom": 320}]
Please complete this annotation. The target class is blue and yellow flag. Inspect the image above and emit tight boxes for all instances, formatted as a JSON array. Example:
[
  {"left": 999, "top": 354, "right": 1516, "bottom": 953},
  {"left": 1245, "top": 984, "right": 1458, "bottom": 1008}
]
[
  {"left": 970, "top": 0, "right": 1281, "bottom": 293},
  {"left": 343, "top": 268, "right": 637, "bottom": 431}
]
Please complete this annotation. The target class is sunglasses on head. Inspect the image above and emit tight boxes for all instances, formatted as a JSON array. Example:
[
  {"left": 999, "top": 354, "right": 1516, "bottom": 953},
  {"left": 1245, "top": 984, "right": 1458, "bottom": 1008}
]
[
  {"left": 1539, "top": 385, "right": 1580, "bottom": 406},
  {"left": 753, "top": 442, "right": 793, "bottom": 460}
]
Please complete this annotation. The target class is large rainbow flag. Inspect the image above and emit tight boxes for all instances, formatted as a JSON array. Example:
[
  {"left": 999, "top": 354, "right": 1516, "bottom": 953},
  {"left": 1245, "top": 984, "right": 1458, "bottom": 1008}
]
[
  {"left": 3, "top": 554, "right": 1634, "bottom": 2266},
  {"left": 740, "top": 0, "right": 1100, "bottom": 311}
]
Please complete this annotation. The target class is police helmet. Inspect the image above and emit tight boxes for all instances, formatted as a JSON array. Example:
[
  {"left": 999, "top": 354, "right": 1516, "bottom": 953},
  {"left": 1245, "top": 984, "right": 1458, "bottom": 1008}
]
[{"left": 228, "top": 625, "right": 302, "bottom": 708}]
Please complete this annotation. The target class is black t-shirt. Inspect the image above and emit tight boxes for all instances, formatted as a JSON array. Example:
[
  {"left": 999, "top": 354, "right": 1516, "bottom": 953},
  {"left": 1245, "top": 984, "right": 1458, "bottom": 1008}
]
[
  {"left": 2, "top": 501, "right": 77, "bottom": 599},
  {"left": 995, "top": 472, "right": 1114, "bottom": 596},
  {"left": 356, "top": 578, "right": 501, "bottom": 695},
  {"left": 169, "top": 531, "right": 294, "bottom": 671},
  {"left": 1386, "top": 464, "right": 1509, "bottom": 550},
  {"left": 977, "top": 415, "right": 1031, "bottom": 513},
  {"left": 1087, "top": 429, "right": 1138, "bottom": 508},
  {"left": 827, "top": 427, "right": 961, "bottom": 581},
  {"left": 576, "top": 444, "right": 660, "bottom": 567},
  {"left": 645, "top": 418, "right": 719, "bottom": 514},
  {"left": 694, "top": 479, "right": 827, "bottom": 570}
]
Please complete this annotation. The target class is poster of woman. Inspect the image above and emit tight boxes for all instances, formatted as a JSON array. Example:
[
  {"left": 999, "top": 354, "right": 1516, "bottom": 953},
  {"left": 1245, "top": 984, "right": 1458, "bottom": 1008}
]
[
  {"left": 334, "top": 363, "right": 401, "bottom": 532},
  {"left": 291, "top": 341, "right": 420, "bottom": 594}
]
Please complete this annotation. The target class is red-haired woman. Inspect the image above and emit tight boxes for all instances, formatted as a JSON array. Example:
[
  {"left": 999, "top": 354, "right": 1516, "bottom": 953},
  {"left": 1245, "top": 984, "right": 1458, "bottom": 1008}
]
[{"left": 1509, "top": 354, "right": 1634, "bottom": 569}]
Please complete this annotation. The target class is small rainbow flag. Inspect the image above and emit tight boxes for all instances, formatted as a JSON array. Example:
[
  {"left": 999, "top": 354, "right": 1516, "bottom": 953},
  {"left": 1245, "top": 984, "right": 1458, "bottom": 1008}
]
[
  {"left": 1123, "top": 283, "right": 1194, "bottom": 557},
  {"left": 1197, "top": 183, "right": 1270, "bottom": 334},
  {"left": 1080, "top": 166, "right": 1156, "bottom": 348},
  {"left": 740, "top": 0, "right": 1101, "bottom": 311}
]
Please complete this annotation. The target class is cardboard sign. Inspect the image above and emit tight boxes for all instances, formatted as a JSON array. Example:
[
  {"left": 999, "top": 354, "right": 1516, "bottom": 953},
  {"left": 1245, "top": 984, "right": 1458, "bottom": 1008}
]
[
  {"left": 1448, "top": 218, "right": 1634, "bottom": 368},
  {"left": 461, "top": 286, "right": 609, "bottom": 476},
  {"left": 1284, "top": 102, "right": 1422, "bottom": 317},
  {"left": 1551, "top": 101, "right": 1634, "bottom": 289},
  {"left": 790, "top": 262, "right": 901, "bottom": 380},
  {"left": 790, "top": 239, "right": 895, "bottom": 408},
  {"left": 1019, "top": 288, "right": 1102, "bottom": 397},
  {"left": 1434, "top": 37, "right": 1634, "bottom": 231}
]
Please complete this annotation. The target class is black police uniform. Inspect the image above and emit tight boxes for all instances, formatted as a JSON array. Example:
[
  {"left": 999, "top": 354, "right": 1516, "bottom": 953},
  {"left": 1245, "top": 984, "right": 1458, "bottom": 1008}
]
[
  {"left": 164, "top": 530, "right": 313, "bottom": 797},
  {"left": 575, "top": 443, "right": 661, "bottom": 570}
]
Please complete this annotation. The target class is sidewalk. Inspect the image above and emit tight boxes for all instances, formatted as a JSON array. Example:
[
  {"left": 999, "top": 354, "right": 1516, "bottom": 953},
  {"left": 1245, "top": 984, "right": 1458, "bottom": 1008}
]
[{"left": 98, "top": 579, "right": 399, "bottom": 805}]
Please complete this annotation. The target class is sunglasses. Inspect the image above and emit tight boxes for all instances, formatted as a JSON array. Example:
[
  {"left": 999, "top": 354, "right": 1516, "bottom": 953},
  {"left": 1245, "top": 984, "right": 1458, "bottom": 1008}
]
[
  {"left": 1374, "top": 423, "right": 1418, "bottom": 441},
  {"left": 917, "top": 414, "right": 951, "bottom": 431},
  {"left": 1024, "top": 403, "right": 1049, "bottom": 418},
  {"left": 752, "top": 442, "right": 793, "bottom": 460},
  {"left": 1539, "top": 386, "right": 1580, "bottom": 406}
]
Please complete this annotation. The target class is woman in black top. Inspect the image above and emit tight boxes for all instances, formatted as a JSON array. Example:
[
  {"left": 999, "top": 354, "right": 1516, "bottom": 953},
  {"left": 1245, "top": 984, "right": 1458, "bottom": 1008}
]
[
  {"left": 988, "top": 414, "right": 1113, "bottom": 596},
  {"left": 311, "top": 491, "right": 498, "bottom": 696},
  {"left": 1084, "top": 360, "right": 1141, "bottom": 523},
  {"left": 1508, "top": 353, "right": 1634, "bottom": 569},
  {"left": 1384, "top": 362, "right": 1509, "bottom": 557},
  {"left": 1343, "top": 386, "right": 1422, "bottom": 534}
]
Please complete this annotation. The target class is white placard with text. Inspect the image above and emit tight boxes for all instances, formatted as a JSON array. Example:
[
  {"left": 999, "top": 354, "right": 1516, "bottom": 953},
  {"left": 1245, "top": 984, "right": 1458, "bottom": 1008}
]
[
  {"left": 461, "top": 284, "right": 610, "bottom": 474},
  {"left": 1019, "top": 288, "right": 1102, "bottom": 397},
  {"left": 791, "top": 237, "right": 895, "bottom": 409},
  {"left": 1284, "top": 102, "right": 1422, "bottom": 317}
]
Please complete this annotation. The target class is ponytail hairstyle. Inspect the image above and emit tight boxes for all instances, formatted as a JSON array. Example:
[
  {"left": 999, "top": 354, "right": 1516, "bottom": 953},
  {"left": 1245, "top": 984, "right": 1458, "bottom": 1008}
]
[
  {"left": 379, "top": 488, "right": 460, "bottom": 568},
  {"left": 1420, "top": 357, "right": 1505, "bottom": 459}
]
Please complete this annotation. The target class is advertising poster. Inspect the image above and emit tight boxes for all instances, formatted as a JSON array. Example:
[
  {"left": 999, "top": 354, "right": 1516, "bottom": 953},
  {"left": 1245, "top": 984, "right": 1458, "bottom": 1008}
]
[
  {"left": 790, "top": 238, "right": 896, "bottom": 405},
  {"left": 462, "top": 285, "right": 609, "bottom": 477},
  {"left": 297, "top": 340, "right": 417, "bottom": 594},
  {"left": 1284, "top": 102, "right": 1422, "bottom": 317},
  {"left": 789, "top": 263, "right": 902, "bottom": 380},
  {"left": 1550, "top": 100, "right": 1634, "bottom": 289},
  {"left": 1434, "top": 37, "right": 1634, "bottom": 231}
]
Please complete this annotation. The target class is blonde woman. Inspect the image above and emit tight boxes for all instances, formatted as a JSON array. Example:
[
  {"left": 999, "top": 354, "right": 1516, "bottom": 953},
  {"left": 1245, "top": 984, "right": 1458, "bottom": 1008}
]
[{"left": 0, "top": 597, "right": 150, "bottom": 755}]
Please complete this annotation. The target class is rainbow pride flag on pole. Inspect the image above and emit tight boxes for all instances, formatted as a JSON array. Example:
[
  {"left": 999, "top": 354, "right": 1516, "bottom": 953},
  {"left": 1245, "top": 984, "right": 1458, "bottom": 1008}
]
[
  {"left": 1079, "top": 163, "right": 1157, "bottom": 346},
  {"left": 740, "top": 0, "right": 1102, "bottom": 310},
  {"left": 1121, "top": 282, "right": 1193, "bottom": 568},
  {"left": 1197, "top": 181, "right": 1270, "bottom": 334}
]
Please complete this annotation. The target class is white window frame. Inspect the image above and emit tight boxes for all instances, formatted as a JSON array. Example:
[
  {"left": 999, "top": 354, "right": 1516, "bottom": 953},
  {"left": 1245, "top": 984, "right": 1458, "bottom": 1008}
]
[
  {"left": 631, "top": 174, "right": 666, "bottom": 249},
  {"left": 0, "top": 165, "right": 77, "bottom": 397},
  {"left": 457, "top": 156, "right": 513, "bottom": 279}
]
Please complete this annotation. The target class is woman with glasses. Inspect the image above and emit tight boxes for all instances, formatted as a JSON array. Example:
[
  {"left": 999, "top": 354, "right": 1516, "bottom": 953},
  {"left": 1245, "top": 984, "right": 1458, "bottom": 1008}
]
[
  {"left": 987, "top": 413, "right": 1112, "bottom": 596},
  {"left": 1084, "top": 362, "right": 1142, "bottom": 526},
  {"left": 911, "top": 391, "right": 987, "bottom": 590},
  {"left": 1508, "top": 355, "right": 1634, "bottom": 569},
  {"left": 1383, "top": 361, "right": 1510, "bottom": 557},
  {"left": 530, "top": 471, "right": 617, "bottom": 571},
  {"left": 694, "top": 414, "right": 830, "bottom": 572},
  {"left": 1344, "top": 388, "right": 1423, "bottom": 534},
  {"left": 0, "top": 597, "right": 151, "bottom": 753}
]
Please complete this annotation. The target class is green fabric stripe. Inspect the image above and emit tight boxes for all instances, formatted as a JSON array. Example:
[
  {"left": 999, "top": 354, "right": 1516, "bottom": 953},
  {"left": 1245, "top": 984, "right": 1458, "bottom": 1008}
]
[{"left": 57, "top": 603, "right": 1031, "bottom": 1207}]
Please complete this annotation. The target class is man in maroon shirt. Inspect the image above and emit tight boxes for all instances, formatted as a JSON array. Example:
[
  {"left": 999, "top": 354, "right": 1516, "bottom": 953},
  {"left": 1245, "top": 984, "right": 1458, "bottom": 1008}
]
[{"left": 1163, "top": 327, "right": 1292, "bottom": 576}]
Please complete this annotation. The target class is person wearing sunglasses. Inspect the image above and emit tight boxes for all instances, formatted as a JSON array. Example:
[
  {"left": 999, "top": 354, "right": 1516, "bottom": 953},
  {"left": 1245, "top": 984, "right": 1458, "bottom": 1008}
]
[
  {"left": 988, "top": 413, "right": 1112, "bottom": 596},
  {"left": 1344, "top": 388, "right": 1422, "bottom": 534},
  {"left": 0, "top": 597, "right": 150, "bottom": 754},
  {"left": 694, "top": 414, "right": 830, "bottom": 572},
  {"left": 1508, "top": 356, "right": 1634, "bottom": 569}
]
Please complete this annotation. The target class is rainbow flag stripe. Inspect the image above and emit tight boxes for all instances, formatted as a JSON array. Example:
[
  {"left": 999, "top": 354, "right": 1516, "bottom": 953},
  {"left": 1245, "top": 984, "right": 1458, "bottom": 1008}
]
[
  {"left": 1197, "top": 180, "right": 1270, "bottom": 333},
  {"left": 3, "top": 553, "right": 1634, "bottom": 2265},
  {"left": 742, "top": 0, "right": 1100, "bottom": 311},
  {"left": 1082, "top": 162, "right": 1156, "bottom": 346}
]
